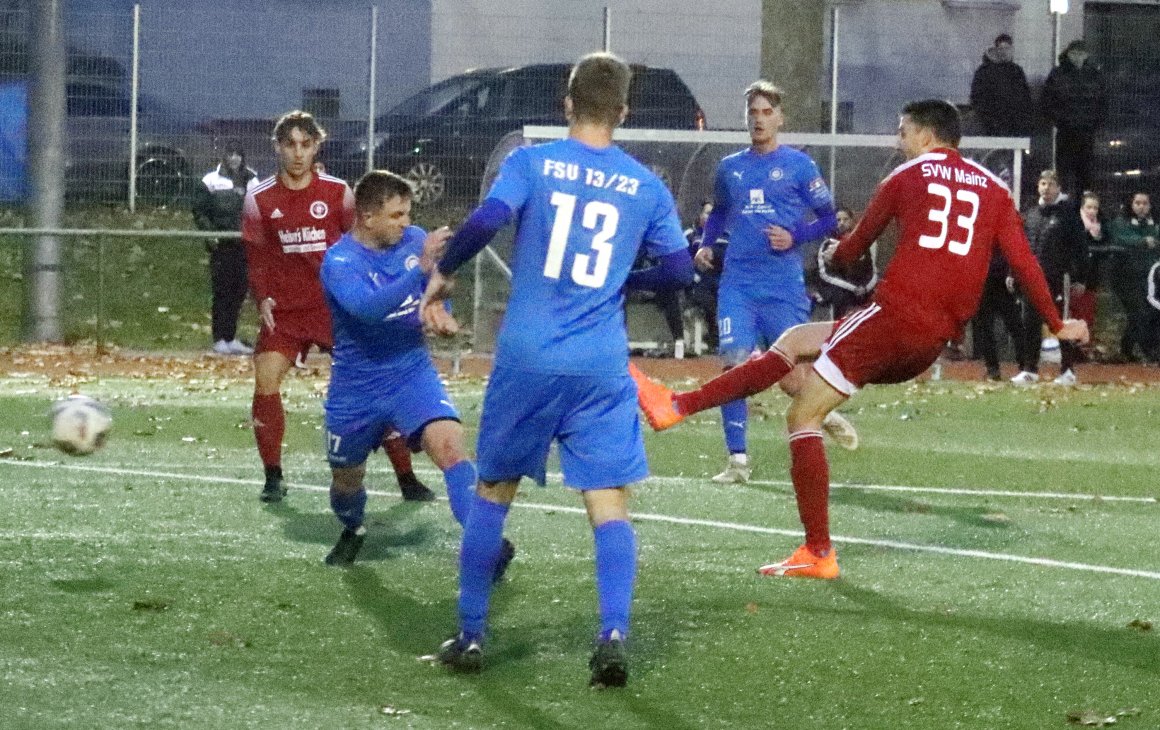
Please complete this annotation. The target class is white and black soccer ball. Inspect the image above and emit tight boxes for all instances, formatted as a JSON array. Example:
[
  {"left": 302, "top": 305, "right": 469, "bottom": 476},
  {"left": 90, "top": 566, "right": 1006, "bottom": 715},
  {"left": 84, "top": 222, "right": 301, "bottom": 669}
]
[{"left": 51, "top": 395, "right": 112, "bottom": 456}]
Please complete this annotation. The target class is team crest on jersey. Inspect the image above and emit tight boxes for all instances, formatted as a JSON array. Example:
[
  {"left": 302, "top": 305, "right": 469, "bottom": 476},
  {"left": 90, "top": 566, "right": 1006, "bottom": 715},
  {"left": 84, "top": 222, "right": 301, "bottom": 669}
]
[
  {"left": 404, "top": 255, "right": 420, "bottom": 271},
  {"left": 749, "top": 189, "right": 765, "bottom": 206},
  {"left": 769, "top": 168, "right": 784, "bottom": 181},
  {"left": 309, "top": 200, "right": 329, "bottom": 219}
]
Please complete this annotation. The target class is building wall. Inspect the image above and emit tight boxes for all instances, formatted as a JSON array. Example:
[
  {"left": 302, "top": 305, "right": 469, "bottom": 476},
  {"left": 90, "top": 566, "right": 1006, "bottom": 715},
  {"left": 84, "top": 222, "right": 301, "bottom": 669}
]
[{"left": 429, "top": 0, "right": 763, "bottom": 130}]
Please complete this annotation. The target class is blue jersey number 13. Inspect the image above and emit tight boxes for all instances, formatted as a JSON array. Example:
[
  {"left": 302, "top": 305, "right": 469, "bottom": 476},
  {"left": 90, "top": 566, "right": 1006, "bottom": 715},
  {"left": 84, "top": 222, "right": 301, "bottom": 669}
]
[{"left": 544, "top": 192, "right": 619, "bottom": 288}]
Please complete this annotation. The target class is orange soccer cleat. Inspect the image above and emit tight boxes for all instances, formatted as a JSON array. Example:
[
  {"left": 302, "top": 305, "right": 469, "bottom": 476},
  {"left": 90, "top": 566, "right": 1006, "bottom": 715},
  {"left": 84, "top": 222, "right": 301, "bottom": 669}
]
[
  {"left": 757, "top": 544, "right": 840, "bottom": 580},
  {"left": 628, "top": 362, "right": 684, "bottom": 431}
]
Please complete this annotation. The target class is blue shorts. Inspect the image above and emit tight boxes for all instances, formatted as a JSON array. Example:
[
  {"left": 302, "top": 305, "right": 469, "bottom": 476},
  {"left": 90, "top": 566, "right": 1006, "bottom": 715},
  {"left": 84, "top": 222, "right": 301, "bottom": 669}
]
[
  {"left": 717, "top": 283, "right": 811, "bottom": 366},
  {"left": 475, "top": 366, "right": 648, "bottom": 490},
  {"left": 324, "top": 364, "right": 458, "bottom": 468}
]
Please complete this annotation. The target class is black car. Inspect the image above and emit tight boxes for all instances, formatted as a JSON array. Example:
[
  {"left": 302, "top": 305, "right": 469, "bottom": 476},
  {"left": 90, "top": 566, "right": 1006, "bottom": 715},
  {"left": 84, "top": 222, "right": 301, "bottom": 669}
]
[{"left": 328, "top": 63, "right": 705, "bottom": 205}]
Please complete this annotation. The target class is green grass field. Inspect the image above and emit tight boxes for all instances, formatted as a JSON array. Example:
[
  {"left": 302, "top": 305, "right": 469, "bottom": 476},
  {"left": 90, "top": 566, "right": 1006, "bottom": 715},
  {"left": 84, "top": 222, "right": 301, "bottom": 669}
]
[{"left": 1, "top": 368, "right": 1157, "bottom": 729}]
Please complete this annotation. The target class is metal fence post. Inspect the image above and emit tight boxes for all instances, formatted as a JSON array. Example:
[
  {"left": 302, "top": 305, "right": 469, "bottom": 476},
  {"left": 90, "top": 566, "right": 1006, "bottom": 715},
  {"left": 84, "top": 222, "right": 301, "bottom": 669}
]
[{"left": 128, "top": 4, "right": 141, "bottom": 212}]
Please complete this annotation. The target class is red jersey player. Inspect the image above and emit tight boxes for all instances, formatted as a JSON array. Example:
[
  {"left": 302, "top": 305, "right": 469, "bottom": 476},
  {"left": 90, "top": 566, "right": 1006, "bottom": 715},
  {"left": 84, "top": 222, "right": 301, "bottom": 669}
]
[
  {"left": 632, "top": 99, "right": 1088, "bottom": 577},
  {"left": 242, "top": 110, "right": 431, "bottom": 503}
]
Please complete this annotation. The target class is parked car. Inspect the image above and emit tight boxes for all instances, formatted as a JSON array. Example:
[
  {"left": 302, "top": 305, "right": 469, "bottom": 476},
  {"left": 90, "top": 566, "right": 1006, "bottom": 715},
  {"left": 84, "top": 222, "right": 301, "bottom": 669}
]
[
  {"left": 64, "top": 81, "right": 203, "bottom": 206},
  {"left": 328, "top": 63, "right": 705, "bottom": 205}
]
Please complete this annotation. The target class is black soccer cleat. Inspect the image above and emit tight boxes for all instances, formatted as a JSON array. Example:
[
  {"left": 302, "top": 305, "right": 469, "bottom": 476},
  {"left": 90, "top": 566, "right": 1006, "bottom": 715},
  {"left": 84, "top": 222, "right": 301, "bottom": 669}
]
[
  {"left": 324, "top": 526, "right": 367, "bottom": 567},
  {"left": 259, "top": 478, "right": 287, "bottom": 503},
  {"left": 398, "top": 474, "right": 436, "bottom": 502},
  {"left": 436, "top": 633, "right": 484, "bottom": 673},
  {"left": 589, "top": 631, "right": 628, "bottom": 689},
  {"left": 492, "top": 538, "right": 516, "bottom": 584},
  {"left": 259, "top": 466, "right": 287, "bottom": 503}
]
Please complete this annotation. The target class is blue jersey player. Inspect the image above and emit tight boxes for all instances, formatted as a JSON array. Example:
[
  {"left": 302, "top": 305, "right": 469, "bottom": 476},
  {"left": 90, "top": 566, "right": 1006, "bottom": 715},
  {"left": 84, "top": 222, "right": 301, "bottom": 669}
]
[
  {"left": 695, "top": 81, "right": 858, "bottom": 484},
  {"left": 318, "top": 170, "right": 497, "bottom": 569},
  {"left": 421, "top": 52, "right": 693, "bottom": 688}
]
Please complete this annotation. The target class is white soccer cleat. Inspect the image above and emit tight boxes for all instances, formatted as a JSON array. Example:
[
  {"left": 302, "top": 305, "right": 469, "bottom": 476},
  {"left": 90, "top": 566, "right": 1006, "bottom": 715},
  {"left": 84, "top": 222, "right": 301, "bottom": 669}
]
[
  {"left": 822, "top": 411, "right": 859, "bottom": 451},
  {"left": 226, "top": 339, "right": 254, "bottom": 355},
  {"left": 1053, "top": 369, "right": 1077, "bottom": 386},
  {"left": 711, "top": 454, "right": 751, "bottom": 484},
  {"left": 1009, "top": 371, "right": 1039, "bottom": 387}
]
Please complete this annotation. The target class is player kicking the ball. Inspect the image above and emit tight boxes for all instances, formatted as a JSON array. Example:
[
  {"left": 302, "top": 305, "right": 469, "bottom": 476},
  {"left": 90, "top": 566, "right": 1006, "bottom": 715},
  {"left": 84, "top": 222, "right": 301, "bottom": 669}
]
[{"left": 632, "top": 99, "right": 1088, "bottom": 579}]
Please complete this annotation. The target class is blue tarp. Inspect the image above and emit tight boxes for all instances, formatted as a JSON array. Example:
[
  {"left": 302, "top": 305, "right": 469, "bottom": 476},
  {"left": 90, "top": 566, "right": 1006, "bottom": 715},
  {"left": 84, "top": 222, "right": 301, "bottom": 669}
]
[{"left": 0, "top": 82, "right": 28, "bottom": 201}]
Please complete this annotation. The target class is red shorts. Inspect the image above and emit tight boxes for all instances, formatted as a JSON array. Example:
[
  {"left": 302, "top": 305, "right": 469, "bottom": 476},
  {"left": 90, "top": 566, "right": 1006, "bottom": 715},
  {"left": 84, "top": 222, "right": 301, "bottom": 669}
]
[
  {"left": 814, "top": 303, "right": 946, "bottom": 395},
  {"left": 254, "top": 307, "right": 333, "bottom": 362}
]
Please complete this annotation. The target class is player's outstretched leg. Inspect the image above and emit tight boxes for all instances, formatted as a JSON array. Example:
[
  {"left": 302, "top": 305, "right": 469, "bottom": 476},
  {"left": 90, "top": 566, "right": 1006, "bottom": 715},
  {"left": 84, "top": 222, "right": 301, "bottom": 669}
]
[
  {"left": 757, "top": 543, "right": 839, "bottom": 579},
  {"left": 589, "top": 629, "right": 628, "bottom": 688},
  {"left": 384, "top": 430, "right": 435, "bottom": 502}
]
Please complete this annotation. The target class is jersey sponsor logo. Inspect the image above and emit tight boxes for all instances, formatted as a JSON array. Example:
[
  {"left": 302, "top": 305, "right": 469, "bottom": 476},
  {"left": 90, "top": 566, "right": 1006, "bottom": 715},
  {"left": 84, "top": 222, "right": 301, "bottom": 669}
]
[
  {"left": 920, "top": 162, "right": 989, "bottom": 188},
  {"left": 270, "top": 208, "right": 284, "bottom": 219},
  {"left": 278, "top": 226, "right": 329, "bottom": 253},
  {"left": 769, "top": 168, "right": 784, "bottom": 181},
  {"left": 310, "top": 200, "right": 330, "bottom": 219},
  {"left": 749, "top": 189, "right": 765, "bottom": 206},
  {"left": 808, "top": 177, "right": 826, "bottom": 193},
  {"left": 404, "top": 255, "right": 420, "bottom": 271}
]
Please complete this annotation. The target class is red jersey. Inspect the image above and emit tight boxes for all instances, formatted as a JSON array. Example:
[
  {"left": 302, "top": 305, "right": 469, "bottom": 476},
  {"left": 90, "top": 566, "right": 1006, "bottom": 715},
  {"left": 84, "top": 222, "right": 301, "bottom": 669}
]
[
  {"left": 241, "top": 172, "right": 355, "bottom": 313},
  {"left": 835, "top": 148, "right": 1061, "bottom": 341}
]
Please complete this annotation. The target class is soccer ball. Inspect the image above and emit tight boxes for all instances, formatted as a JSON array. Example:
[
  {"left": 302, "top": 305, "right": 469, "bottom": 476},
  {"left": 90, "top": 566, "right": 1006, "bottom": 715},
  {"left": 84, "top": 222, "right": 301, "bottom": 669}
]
[{"left": 51, "top": 395, "right": 112, "bottom": 456}]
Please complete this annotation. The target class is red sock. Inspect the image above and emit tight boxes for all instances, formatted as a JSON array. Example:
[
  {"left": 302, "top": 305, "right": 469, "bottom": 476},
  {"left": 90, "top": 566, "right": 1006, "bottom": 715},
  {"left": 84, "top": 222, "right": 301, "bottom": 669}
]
[
  {"left": 675, "top": 347, "right": 794, "bottom": 415},
  {"left": 382, "top": 430, "right": 414, "bottom": 477},
  {"left": 788, "top": 430, "right": 831, "bottom": 556},
  {"left": 251, "top": 392, "right": 284, "bottom": 468}
]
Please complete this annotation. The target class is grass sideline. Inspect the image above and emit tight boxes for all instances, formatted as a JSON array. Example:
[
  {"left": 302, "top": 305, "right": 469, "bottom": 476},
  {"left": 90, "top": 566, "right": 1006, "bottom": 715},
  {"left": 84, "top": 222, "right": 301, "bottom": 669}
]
[{"left": 1, "top": 364, "right": 1158, "bottom": 729}]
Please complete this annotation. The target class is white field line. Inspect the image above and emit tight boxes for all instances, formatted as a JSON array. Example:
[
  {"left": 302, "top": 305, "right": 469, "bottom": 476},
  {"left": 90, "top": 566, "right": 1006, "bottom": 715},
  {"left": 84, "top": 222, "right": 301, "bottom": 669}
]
[
  {"left": 4, "top": 458, "right": 1159, "bottom": 581},
  {"left": 80, "top": 459, "right": 1159, "bottom": 505}
]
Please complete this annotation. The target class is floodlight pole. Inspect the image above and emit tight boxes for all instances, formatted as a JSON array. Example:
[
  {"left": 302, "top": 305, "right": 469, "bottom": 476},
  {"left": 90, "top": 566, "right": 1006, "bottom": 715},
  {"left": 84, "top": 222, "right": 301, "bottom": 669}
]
[{"left": 25, "top": 0, "right": 66, "bottom": 342}]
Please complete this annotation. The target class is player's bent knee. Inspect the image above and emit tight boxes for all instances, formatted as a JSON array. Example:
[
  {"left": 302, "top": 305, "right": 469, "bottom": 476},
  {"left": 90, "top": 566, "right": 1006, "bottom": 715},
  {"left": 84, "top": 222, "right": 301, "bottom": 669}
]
[
  {"left": 583, "top": 486, "right": 630, "bottom": 527},
  {"left": 420, "top": 419, "right": 466, "bottom": 469}
]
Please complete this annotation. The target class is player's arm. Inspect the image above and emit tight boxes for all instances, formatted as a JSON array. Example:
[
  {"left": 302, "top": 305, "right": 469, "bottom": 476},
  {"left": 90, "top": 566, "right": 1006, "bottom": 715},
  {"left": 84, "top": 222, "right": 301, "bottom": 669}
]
[
  {"left": 436, "top": 198, "right": 513, "bottom": 277},
  {"left": 782, "top": 166, "right": 838, "bottom": 248},
  {"left": 628, "top": 187, "right": 696, "bottom": 291},
  {"left": 240, "top": 191, "right": 276, "bottom": 328},
  {"left": 997, "top": 202, "right": 1086, "bottom": 342},
  {"left": 831, "top": 178, "right": 897, "bottom": 267},
  {"left": 699, "top": 166, "right": 731, "bottom": 267},
  {"left": 322, "top": 255, "right": 423, "bottom": 324}
]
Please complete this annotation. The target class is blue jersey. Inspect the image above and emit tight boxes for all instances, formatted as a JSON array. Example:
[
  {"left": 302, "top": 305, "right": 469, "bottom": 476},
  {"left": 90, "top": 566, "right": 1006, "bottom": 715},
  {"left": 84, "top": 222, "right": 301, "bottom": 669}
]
[
  {"left": 321, "top": 228, "right": 431, "bottom": 395},
  {"left": 713, "top": 146, "right": 833, "bottom": 290},
  {"left": 486, "top": 138, "right": 687, "bottom": 375}
]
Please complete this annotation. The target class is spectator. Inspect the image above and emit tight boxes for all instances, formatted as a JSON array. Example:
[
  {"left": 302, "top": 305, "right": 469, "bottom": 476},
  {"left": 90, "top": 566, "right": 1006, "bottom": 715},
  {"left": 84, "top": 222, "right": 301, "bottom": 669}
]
[
  {"left": 811, "top": 206, "right": 877, "bottom": 320},
  {"left": 191, "top": 144, "right": 258, "bottom": 356},
  {"left": 1010, "top": 170, "right": 1088, "bottom": 386},
  {"left": 1041, "top": 39, "right": 1108, "bottom": 196},
  {"left": 1110, "top": 192, "right": 1160, "bottom": 361},
  {"left": 970, "top": 33, "right": 1034, "bottom": 136},
  {"left": 970, "top": 248, "right": 1022, "bottom": 381},
  {"left": 684, "top": 200, "right": 720, "bottom": 353},
  {"left": 1071, "top": 191, "right": 1104, "bottom": 356}
]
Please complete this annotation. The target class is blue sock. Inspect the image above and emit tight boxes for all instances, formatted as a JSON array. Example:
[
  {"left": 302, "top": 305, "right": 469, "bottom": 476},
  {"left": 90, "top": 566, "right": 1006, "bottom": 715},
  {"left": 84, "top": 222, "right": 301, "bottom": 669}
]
[
  {"left": 593, "top": 520, "right": 636, "bottom": 639},
  {"left": 329, "top": 485, "right": 367, "bottom": 531},
  {"left": 442, "top": 460, "right": 477, "bottom": 528},
  {"left": 458, "top": 494, "right": 510, "bottom": 639},
  {"left": 721, "top": 398, "right": 748, "bottom": 454}
]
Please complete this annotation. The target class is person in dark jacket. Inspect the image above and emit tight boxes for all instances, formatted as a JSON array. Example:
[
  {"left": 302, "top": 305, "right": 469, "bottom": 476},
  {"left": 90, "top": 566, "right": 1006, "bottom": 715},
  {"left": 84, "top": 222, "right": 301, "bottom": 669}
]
[
  {"left": 970, "top": 34, "right": 1034, "bottom": 136},
  {"left": 971, "top": 248, "right": 1022, "bottom": 381},
  {"left": 1111, "top": 192, "right": 1160, "bottom": 361},
  {"left": 811, "top": 206, "right": 877, "bottom": 320},
  {"left": 192, "top": 145, "right": 258, "bottom": 355},
  {"left": 1011, "top": 170, "right": 1089, "bottom": 386},
  {"left": 1041, "top": 40, "right": 1108, "bottom": 196}
]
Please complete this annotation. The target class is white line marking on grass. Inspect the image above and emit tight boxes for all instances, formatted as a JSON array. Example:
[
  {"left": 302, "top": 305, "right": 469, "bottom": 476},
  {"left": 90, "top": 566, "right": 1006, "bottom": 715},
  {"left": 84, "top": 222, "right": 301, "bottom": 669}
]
[{"left": 4, "top": 458, "right": 1159, "bottom": 581}]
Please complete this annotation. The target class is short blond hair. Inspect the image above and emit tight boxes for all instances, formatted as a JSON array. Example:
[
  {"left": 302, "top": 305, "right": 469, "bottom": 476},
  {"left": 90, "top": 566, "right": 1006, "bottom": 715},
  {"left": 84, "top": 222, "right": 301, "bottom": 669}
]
[{"left": 568, "top": 52, "right": 632, "bottom": 127}]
